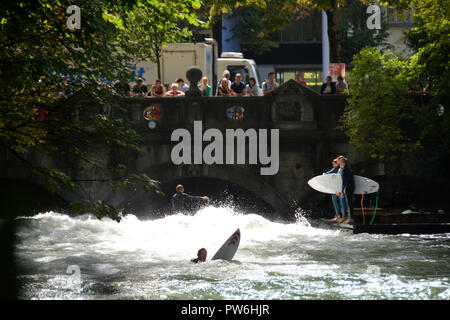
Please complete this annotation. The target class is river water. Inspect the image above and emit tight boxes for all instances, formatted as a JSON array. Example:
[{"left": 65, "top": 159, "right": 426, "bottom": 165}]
[{"left": 14, "top": 206, "right": 450, "bottom": 300}]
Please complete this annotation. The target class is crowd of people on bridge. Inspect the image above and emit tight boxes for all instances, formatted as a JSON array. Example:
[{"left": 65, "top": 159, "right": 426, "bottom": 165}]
[{"left": 115, "top": 69, "right": 349, "bottom": 97}]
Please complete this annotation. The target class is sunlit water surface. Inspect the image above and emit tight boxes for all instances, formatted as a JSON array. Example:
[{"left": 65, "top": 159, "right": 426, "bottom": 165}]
[{"left": 14, "top": 206, "right": 450, "bottom": 299}]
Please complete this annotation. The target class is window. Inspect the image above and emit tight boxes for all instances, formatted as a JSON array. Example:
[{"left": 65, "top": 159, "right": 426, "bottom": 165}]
[
  {"left": 385, "top": 6, "right": 414, "bottom": 25},
  {"left": 275, "top": 70, "right": 323, "bottom": 92}
]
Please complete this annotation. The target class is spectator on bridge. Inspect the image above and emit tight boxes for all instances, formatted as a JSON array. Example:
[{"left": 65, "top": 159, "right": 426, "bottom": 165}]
[
  {"left": 132, "top": 78, "right": 148, "bottom": 96},
  {"left": 113, "top": 77, "right": 131, "bottom": 96},
  {"left": 218, "top": 78, "right": 233, "bottom": 96},
  {"left": 216, "top": 70, "right": 232, "bottom": 95},
  {"left": 262, "top": 72, "right": 278, "bottom": 95},
  {"left": 408, "top": 78, "right": 431, "bottom": 95},
  {"left": 166, "top": 83, "right": 185, "bottom": 96},
  {"left": 231, "top": 73, "right": 247, "bottom": 96},
  {"left": 150, "top": 79, "right": 166, "bottom": 97},
  {"left": 198, "top": 76, "right": 212, "bottom": 96},
  {"left": 246, "top": 77, "right": 260, "bottom": 96},
  {"left": 320, "top": 76, "right": 336, "bottom": 95},
  {"left": 295, "top": 72, "right": 307, "bottom": 87},
  {"left": 335, "top": 76, "right": 348, "bottom": 94},
  {"left": 176, "top": 78, "right": 189, "bottom": 93}
]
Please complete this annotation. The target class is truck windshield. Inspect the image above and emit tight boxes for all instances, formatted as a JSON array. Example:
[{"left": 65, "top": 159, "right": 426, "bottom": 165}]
[
  {"left": 248, "top": 62, "right": 261, "bottom": 87},
  {"left": 227, "top": 65, "right": 249, "bottom": 85}
]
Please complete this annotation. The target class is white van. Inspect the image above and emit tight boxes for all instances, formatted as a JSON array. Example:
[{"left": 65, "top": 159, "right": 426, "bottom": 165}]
[{"left": 133, "top": 42, "right": 261, "bottom": 92}]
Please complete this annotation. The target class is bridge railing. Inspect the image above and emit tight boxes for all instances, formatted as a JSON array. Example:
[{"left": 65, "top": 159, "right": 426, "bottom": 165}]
[{"left": 120, "top": 80, "right": 349, "bottom": 134}]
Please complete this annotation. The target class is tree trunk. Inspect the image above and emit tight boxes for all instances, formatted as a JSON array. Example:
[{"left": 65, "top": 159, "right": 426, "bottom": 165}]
[
  {"left": 154, "top": 43, "right": 162, "bottom": 81},
  {"left": 326, "top": 0, "right": 342, "bottom": 63},
  {"left": 156, "top": 57, "right": 161, "bottom": 81},
  {"left": 156, "top": 53, "right": 161, "bottom": 81}
]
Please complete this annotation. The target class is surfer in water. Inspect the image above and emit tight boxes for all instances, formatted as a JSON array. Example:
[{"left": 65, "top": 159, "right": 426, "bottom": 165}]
[
  {"left": 336, "top": 157, "right": 355, "bottom": 224},
  {"left": 191, "top": 248, "right": 207, "bottom": 263},
  {"left": 171, "top": 184, "right": 210, "bottom": 213},
  {"left": 324, "top": 156, "right": 344, "bottom": 222}
]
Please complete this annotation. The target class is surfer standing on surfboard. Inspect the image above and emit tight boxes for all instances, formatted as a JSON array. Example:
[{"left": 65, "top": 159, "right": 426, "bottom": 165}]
[
  {"left": 324, "top": 156, "right": 344, "bottom": 222},
  {"left": 336, "top": 157, "right": 355, "bottom": 224},
  {"left": 171, "top": 184, "right": 210, "bottom": 213}
]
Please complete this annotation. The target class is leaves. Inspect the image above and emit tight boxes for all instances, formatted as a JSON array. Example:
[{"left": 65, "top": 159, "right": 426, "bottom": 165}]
[
  {"left": 0, "top": 0, "right": 182, "bottom": 221},
  {"left": 340, "top": 47, "right": 421, "bottom": 174}
]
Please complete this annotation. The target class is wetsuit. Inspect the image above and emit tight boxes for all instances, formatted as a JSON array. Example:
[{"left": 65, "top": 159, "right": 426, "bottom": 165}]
[
  {"left": 171, "top": 192, "right": 205, "bottom": 212},
  {"left": 323, "top": 167, "right": 342, "bottom": 217},
  {"left": 191, "top": 258, "right": 201, "bottom": 263},
  {"left": 339, "top": 166, "right": 355, "bottom": 218}
]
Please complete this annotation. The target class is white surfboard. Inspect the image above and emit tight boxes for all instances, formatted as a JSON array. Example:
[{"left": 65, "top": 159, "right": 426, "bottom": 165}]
[
  {"left": 211, "top": 228, "right": 240, "bottom": 261},
  {"left": 308, "top": 173, "right": 379, "bottom": 195}
]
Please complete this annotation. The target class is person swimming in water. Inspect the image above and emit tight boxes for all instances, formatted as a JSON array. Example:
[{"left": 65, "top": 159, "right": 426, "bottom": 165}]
[
  {"left": 191, "top": 248, "right": 207, "bottom": 263},
  {"left": 171, "top": 184, "right": 209, "bottom": 213}
]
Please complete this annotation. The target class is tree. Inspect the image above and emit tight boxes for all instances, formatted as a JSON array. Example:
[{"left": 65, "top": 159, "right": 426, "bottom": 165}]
[
  {"left": 203, "top": 0, "right": 376, "bottom": 62},
  {"left": 340, "top": 47, "right": 420, "bottom": 175},
  {"left": 404, "top": 0, "right": 450, "bottom": 98},
  {"left": 121, "top": 1, "right": 203, "bottom": 80},
  {"left": 339, "top": 0, "right": 391, "bottom": 65},
  {"left": 403, "top": 0, "right": 450, "bottom": 177},
  {"left": 0, "top": 0, "right": 201, "bottom": 220},
  {"left": 340, "top": 0, "right": 449, "bottom": 178}
]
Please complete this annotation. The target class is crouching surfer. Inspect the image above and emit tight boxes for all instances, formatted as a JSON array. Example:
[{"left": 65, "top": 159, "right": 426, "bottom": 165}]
[
  {"left": 191, "top": 248, "right": 207, "bottom": 263},
  {"left": 171, "top": 184, "right": 210, "bottom": 213},
  {"left": 336, "top": 157, "right": 354, "bottom": 224}
]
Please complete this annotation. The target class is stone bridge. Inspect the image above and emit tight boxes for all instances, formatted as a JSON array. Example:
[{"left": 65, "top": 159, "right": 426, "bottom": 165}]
[
  {"left": 112, "top": 80, "right": 352, "bottom": 219},
  {"left": 1, "top": 80, "right": 357, "bottom": 220}
]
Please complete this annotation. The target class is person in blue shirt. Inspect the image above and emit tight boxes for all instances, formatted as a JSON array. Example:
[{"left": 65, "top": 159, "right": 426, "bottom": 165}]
[
  {"left": 336, "top": 157, "right": 355, "bottom": 224},
  {"left": 324, "top": 157, "right": 343, "bottom": 221}
]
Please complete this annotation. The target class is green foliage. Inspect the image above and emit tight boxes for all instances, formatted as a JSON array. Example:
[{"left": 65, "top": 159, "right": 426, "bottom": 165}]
[
  {"left": 205, "top": 0, "right": 377, "bottom": 58},
  {"left": 339, "top": 0, "right": 391, "bottom": 65},
  {"left": 71, "top": 200, "right": 122, "bottom": 222},
  {"left": 340, "top": 0, "right": 449, "bottom": 178},
  {"left": 0, "top": 0, "right": 199, "bottom": 220},
  {"left": 229, "top": 7, "right": 279, "bottom": 55},
  {"left": 120, "top": 1, "right": 204, "bottom": 79},
  {"left": 340, "top": 47, "right": 420, "bottom": 174},
  {"left": 405, "top": 0, "right": 450, "bottom": 97}
]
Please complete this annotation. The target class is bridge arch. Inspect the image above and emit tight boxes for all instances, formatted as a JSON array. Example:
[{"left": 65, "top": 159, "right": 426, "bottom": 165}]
[{"left": 117, "top": 164, "right": 294, "bottom": 220}]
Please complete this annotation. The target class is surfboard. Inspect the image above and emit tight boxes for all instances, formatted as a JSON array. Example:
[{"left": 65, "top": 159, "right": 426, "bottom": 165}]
[
  {"left": 211, "top": 228, "right": 240, "bottom": 261},
  {"left": 308, "top": 173, "right": 379, "bottom": 195}
]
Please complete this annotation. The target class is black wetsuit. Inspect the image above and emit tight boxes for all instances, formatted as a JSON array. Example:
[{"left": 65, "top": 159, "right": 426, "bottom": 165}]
[
  {"left": 191, "top": 258, "right": 201, "bottom": 263},
  {"left": 171, "top": 192, "right": 205, "bottom": 212},
  {"left": 340, "top": 166, "right": 355, "bottom": 217}
]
